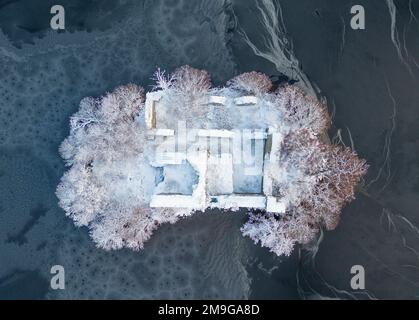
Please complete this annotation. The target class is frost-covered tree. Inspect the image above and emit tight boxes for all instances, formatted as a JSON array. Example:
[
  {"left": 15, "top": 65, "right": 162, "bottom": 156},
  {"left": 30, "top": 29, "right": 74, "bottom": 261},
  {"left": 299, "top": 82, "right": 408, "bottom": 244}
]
[
  {"left": 227, "top": 71, "right": 273, "bottom": 95},
  {"left": 153, "top": 65, "right": 211, "bottom": 98},
  {"left": 172, "top": 65, "right": 212, "bottom": 97},
  {"left": 57, "top": 83, "right": 186, "bottom": 250},
  {"left": 275, "top": 85, "right": 330, "bottom": 134},
  {"left": 241, "top": 211, "right": 318, "bottom": 257},
  {"left": 242, "top": 129, "right": 368, "bottom": 256}
]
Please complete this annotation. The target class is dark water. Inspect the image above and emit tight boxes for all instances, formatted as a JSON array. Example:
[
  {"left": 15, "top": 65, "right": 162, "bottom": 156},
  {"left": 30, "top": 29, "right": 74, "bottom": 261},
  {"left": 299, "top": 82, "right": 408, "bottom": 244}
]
[{"left": 0, "top": 0, "right": 418, "bottom": 299}]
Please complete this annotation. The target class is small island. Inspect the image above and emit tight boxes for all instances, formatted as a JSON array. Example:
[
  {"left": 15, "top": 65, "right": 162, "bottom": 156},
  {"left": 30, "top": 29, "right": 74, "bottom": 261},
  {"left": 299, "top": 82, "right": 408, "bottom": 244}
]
[{"left": 56, "top": 66, "right": 367, "bottom": 256}]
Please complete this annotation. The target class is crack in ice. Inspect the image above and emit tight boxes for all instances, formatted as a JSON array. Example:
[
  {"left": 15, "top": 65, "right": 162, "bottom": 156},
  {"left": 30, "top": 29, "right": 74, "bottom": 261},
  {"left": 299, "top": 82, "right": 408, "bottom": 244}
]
[
  {"left": 385, "top": 0, "right": 416, "bottom": 76},
  {"left": 366, "top": 76, "right": 397, "bottom": 193},
  {"left": 238, "top": 0, "right": 316, "bottom": 96}
]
